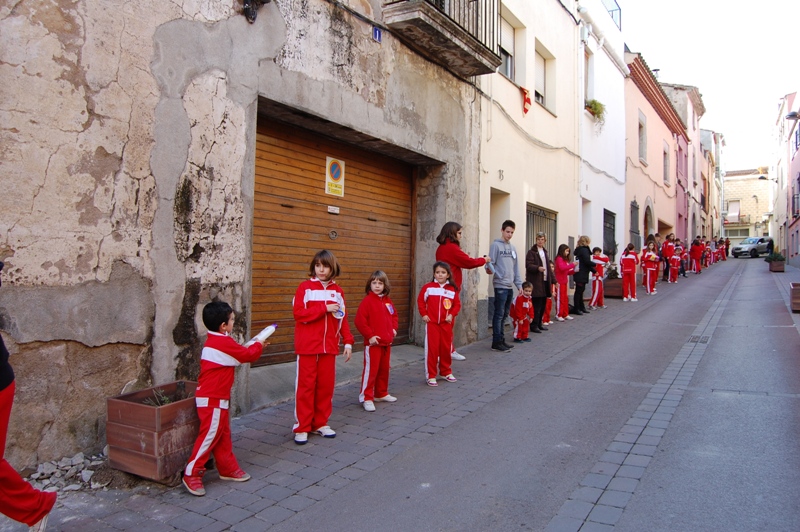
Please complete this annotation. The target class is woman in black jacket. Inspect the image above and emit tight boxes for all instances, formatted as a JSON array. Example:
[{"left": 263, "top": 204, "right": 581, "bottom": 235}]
[{"left": 573, "top": 236, "right": 596, "bottom": 315}]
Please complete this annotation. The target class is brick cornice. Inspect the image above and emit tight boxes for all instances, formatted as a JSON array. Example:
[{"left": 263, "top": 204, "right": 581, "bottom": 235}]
[{"left": 627, "top": 54, "right": 687, "bottom": 140}]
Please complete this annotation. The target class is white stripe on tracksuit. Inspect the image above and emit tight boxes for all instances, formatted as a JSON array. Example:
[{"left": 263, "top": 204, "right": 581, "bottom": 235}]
[
  {"left": 185, "top": 403, "right": 222, "bottom": 476},
  {"left": 359, "top": 346, "right": 372, "bottom": 402}
]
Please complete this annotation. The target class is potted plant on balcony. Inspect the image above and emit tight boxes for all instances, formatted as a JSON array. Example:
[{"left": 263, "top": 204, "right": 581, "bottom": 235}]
[
  {"left": 585, "top": 99, "right": 606, "bottom": 130},
  {"left": 106, "top": 380, "right": 199, "bottom": 483},
  {"left": 765, "top": 252, "right": 786, "bottom": 272}
]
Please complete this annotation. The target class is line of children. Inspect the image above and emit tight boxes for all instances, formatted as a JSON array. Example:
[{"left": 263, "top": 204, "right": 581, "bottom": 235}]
[
  {"left": 589, "top": 247, "right": 609, "bottom": 309},
  {"left": 418, "top": 262, "right": 461, "bottom": 386},
  {"left": 510, "top": 282, "right": 534, "bottom": 343}
]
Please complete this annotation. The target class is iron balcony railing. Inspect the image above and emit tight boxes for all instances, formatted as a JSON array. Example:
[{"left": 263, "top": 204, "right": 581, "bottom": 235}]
[{"left": 426, "top": 0, "right": 499, "bottom": 56}]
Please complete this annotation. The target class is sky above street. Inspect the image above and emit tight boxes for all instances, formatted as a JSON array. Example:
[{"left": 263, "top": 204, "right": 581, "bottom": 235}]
[{"left": 619, "top": 0, "right": 800, "bottom": 171}]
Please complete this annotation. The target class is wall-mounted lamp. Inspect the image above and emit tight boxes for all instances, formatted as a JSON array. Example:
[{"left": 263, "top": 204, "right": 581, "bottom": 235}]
[{"left": 786, "top": 111, "right": 799, "bottom": 121}]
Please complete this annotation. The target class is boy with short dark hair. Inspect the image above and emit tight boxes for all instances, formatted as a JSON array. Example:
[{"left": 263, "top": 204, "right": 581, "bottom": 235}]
[{"left": 182, "top": 301, "right": 268, "bottom": 496}]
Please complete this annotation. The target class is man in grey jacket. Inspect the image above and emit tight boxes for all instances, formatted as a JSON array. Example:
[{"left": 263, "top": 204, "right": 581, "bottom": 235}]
[{"left": 489, "top": 220, "right": 523, "bottom": 352}]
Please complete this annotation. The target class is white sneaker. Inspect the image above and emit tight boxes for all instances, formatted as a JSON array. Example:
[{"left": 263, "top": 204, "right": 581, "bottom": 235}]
[
  {"left": 314, "top": 426, "right": 336, "bottom": 438},
  {"left": 451, "top": 351, "right": 466, "bottom": 361},
  {"left": 556, "top": 316, "right": 565, "bottom": 322},
  {"left": 565, "top": 315, "right": 574, "bottom": 320},
  {"left": 602, "top": 305, "right": 607, "bottom": 309},
  {"left": 631, "top": 298, "right": 638, "bottom": 302},
  {"left": 363, "top": 401, "right": 375, "bottom": 412},
  {"left": 374, "top": 395, "right": 397, "bottom": 402},
  {"left": 623, "top": 297, "right": 630, "bottom": 301},
  {"left": 294, "top": 432, "right": 308, "bottom": 445}
]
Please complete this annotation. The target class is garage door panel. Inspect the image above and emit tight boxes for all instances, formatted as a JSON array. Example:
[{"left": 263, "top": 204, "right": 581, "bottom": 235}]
[{"left": 252, "top": 120, "right": 413, "bottom": 365}]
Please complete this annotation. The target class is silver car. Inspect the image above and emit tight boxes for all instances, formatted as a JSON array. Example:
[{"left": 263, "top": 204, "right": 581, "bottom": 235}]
[{"left": 732, "top": 237, "right": 773, "bottom": 258}]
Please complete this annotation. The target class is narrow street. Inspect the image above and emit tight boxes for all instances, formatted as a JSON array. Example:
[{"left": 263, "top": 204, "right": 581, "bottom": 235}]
[{"left": 3, "top": 257, "right": 799, "bottom": 531}]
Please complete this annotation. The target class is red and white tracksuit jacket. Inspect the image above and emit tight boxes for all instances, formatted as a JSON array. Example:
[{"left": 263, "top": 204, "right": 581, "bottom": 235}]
[
  {"left": 292, "top": 278, "right": 355, "bottom": 434},
  {"left": 185, "top": 332, "right": 264, "bottom": 477},
  {"left": 355, "top": 291, "right": 398, "bottom": 403},
  {"left": 590, "top": 253, "right": 609, "bottom": 307},
  {"left": 669, "top": 254, "right": 681, "bottom": 283},
  {"left": 510, "top": 294, "right": 534, "bottom": 340},
  {"left": 418, "top": 281, "right": 460, "bottom": 380},
  {"left": 641, "top": 250, "right": 660, "bottom": 294},
  {"left": 619, "top": 251, "right": 639, "bottom": 299},
  {"left": 554, "top": 256, "right": 576, "bottom": 318}
]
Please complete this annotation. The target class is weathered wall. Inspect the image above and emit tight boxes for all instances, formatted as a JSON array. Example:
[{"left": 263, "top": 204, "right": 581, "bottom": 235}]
[{"left": 0, "top": 0, "right": 481, "bottom": 467}]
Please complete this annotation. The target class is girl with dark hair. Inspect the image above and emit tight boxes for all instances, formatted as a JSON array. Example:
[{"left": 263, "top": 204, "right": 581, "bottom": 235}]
[
  {"left": 417, "top": 262, "right": 460, "bottom": 386},
  {"left": 435, "top": 222, "right": 488, "bottom": 360},
  {"left": 553, "top": 244, "right": 576, "bottom": 322}
]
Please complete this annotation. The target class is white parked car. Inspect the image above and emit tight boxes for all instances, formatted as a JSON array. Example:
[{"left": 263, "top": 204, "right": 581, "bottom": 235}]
[{"left": 732, "top": 237, "right": 773, "bottom": 258}]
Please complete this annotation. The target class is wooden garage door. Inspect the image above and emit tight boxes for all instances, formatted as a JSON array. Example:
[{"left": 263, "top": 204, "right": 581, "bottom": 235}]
[{"left": 251, "top": 121, "right": 414, "bottom": 365}]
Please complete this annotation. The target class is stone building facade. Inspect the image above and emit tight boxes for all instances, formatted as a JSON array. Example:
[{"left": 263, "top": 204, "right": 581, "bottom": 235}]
[{"left": 0, "top": 0, "right": 495, "bottom": 467}]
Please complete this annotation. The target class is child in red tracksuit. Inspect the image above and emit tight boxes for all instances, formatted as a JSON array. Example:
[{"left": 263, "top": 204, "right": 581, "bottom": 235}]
[
  {"left": 589, "top": 247, "right": 609, "bottom": 309},
  {"left": 619, "top": 244, "right": 639, "bottom": 301},
  {"left": 510, "top": 282, "right": 534, "bottom": 343},
  {"left": 554, "top": 244, "right": 576, "bottom": 321},
  {"left": 542, "top": 261, "right": 555, "bottom": 325},
  {"left": 292, "top": 250, "right": 354, "bottom": 445},
  {"left": 641, "top": 241, "right": 660, "bottom": 295},
  {"left": 355, "top": 271, "right": 399, "bottom": 412},
  {"left": 183, "top": 301, "right": 267, "bottom": 496},
  {"left": 668, "top": 253, "right": 681, "bottom": 283},
  {"left": 418, "top": 262, "right": 461, "bottom": 386}
]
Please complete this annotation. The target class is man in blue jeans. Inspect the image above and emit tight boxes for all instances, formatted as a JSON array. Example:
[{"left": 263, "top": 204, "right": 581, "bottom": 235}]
[{"left": 489, "top": 220, "right": 523, "bottom": 352}]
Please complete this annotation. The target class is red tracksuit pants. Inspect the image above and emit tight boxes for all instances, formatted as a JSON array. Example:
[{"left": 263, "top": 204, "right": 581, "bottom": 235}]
[
  {"left": 544, "top": 296, "right": 553, "bottom": 322},
  {"left": 669, "top": 264, "right": 679, "bottom": 283},
  {"left": 0, "top": 382, "right": 57, "bottom": 526},
  {"left": 622, "top": 272, "right": 637, "bottom": 299},
  {"left": 184, "top": 397, "right": 240, "bottom": 478},
  {"left": 692, "top": 258, "right": 702, "bottom": 273},
  {"left": 425, "top": 321, "right": 453, "bottom": 380},
  {"left": 294, "top": 353, "right": 336, "bottom": 433},
  {"left": 643, "top": 268, "right": 657, "bottom": 294},
  {"left": 590, "top": 279, "right": 604, "bottom": 307},
  {"left": 513, "top": 319, "right": 530, "bottom": 340},
  {"left": 359, "top": 345, "right": 391, "bottom": 403},
  {"left": 556, "top": 283, "right": 569, "bottom": 318}
]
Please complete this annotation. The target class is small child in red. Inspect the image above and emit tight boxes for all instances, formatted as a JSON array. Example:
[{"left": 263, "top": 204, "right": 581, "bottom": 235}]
[
  {"left": 589, "top": 247, "right": 609, "bottom": 309},
  {"left": 668, "top": 253, "right": 681, "bottom": 283},
  {"left": 511, "top": 282, "right": 535, "bottom": 343},
  {"left": 183, "top": 301, "right": 267, "bottom": 496},
  {"left": 355, "top": 270, "right": 399, "bottom": 412}
]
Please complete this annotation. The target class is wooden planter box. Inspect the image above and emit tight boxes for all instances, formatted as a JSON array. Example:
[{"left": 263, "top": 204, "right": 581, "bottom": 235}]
[
  {"left": 107, "top": 381, "right": 198, "bottom": 482},
  {"left": 604, "top": 278, "right": 623, "bottom": 298},
  {"left": 791, "top": 283, "right": 800, "bottom": 312},
  {"left": 769, "top": 261, "right": 785, "bottom": 272}
]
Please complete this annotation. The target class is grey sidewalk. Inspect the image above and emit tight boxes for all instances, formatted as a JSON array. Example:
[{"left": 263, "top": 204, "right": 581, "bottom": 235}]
[{"left": 2, "top": 258, "right": 797, "bottom": 531}]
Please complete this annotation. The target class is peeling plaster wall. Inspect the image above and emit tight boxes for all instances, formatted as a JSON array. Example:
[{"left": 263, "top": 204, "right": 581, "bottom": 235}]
[{"left": 0, "top": 0, "right": 481, "bottom": 467}]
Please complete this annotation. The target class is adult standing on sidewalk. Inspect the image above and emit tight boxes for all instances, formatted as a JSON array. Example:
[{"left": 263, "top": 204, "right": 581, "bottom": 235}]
[
  {"left": 0, "top": 262, "right": 57, "bottom": 531},
  {"left": 572, "top": 236, "right": 596, "bottom": 315},
  {"left": 489, "top": 220, "right": 523, "bottom": 352},
  {"left": 435, "top": 222, "right": 489, "bottom": 361},
  {"left": 526, "top": 232, "right": 554, "bottom": 333}
]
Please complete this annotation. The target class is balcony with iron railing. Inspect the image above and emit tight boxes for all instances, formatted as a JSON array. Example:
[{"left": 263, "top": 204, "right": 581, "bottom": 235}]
[
  {"left": 723, "top": 214, "right": 751, "bottom": 225},
  {"left": 383, "top": 0, "right": 501, "bottom": 77}
]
